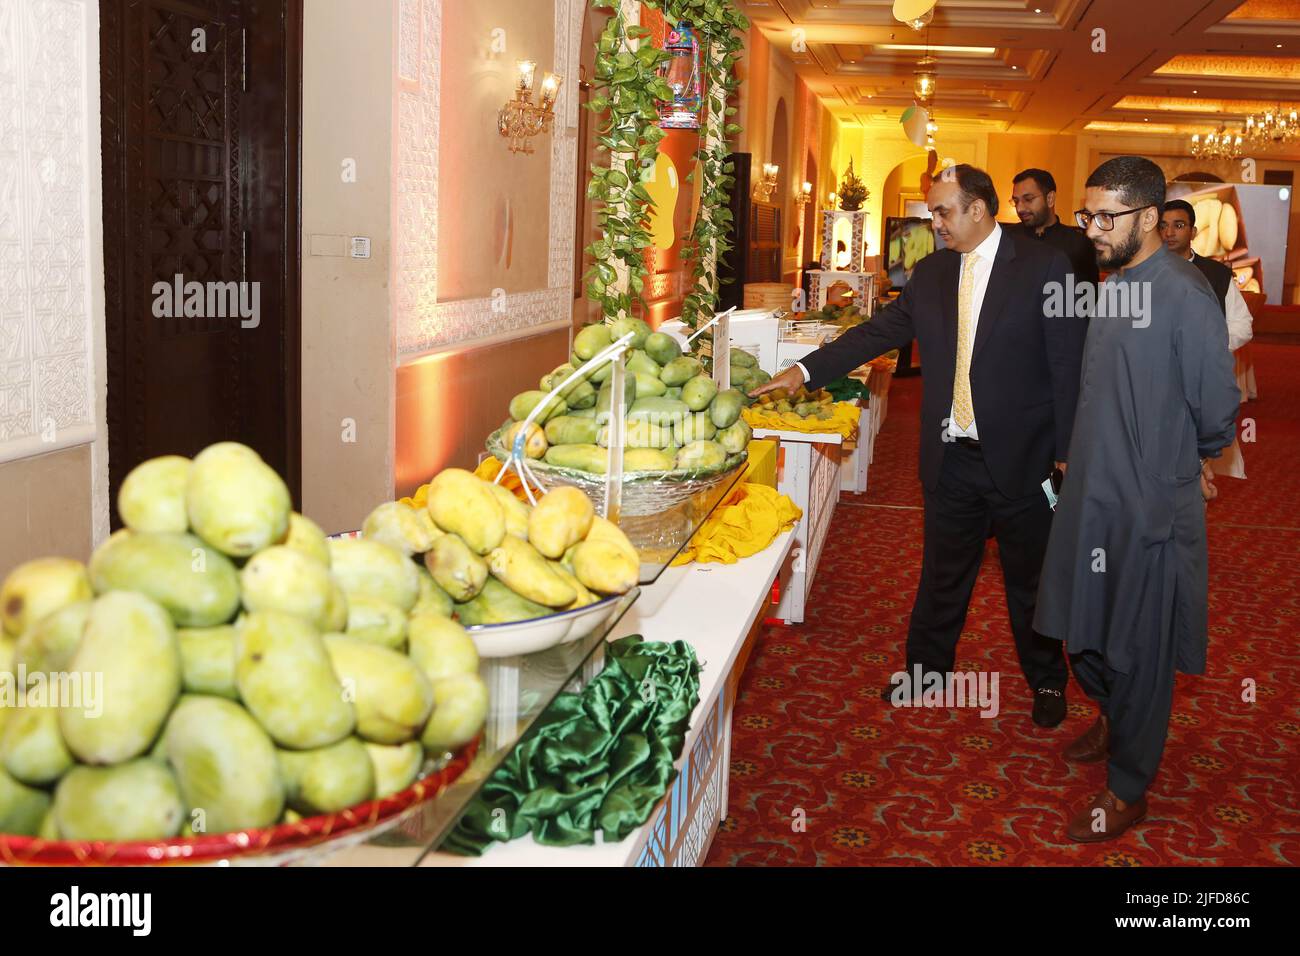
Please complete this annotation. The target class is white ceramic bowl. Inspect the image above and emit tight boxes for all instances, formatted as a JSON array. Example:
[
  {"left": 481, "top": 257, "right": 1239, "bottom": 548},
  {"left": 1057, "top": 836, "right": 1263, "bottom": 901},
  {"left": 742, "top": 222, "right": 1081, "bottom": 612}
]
[{"left": 463, "top": 593, "right": 629, "bottom": 658}]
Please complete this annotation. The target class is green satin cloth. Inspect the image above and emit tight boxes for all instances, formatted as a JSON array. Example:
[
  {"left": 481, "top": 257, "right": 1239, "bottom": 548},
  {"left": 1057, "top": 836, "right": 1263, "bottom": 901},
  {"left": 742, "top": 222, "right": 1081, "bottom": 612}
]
[{"left": 443, "top": 635, "right": 701, "bottom": 855}]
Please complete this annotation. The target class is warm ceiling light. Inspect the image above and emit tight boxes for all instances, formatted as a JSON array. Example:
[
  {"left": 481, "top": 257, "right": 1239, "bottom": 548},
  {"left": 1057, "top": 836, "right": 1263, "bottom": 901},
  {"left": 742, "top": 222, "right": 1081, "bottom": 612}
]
[
  {"left": 892, "top": 0, "right": 938, "bottom": 30},
  {"left": 876, "top": 44, "right": 997, "bottom": 55},
  {"left": 914, "top": 56, "right": 938, "bottom": 104}
]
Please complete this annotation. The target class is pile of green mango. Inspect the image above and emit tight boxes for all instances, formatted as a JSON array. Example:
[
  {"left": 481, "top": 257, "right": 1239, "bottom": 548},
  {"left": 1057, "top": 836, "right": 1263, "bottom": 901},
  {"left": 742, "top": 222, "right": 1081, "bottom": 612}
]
[
  {"left": 502, "top": 318, "right": 758, "bottom": 476},
  {"left": 0, "top": 441, "right": 489, "bottom": 844}
]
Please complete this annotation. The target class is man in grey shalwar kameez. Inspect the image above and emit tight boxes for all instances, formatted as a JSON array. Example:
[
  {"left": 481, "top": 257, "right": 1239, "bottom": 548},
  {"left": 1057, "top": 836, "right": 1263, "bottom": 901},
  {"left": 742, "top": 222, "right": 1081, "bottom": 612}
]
[{"left": 1033, "top": 156, "right": 1239, "bottom": 843}]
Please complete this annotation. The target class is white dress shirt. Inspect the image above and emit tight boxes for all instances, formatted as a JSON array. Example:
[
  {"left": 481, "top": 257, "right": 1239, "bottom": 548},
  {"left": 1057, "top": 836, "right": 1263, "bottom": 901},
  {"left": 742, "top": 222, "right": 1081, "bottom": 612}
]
[
  {"left": 1187, "top": 251, "right": 1254, "bottom": 351},
  {"left": 793, "top": 225, "right": 1006, "bottom": 433}
]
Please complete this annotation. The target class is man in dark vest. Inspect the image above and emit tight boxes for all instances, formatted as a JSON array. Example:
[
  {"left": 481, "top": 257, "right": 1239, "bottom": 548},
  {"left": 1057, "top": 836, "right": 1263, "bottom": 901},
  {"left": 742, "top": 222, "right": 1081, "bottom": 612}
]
[{"left": 1159, "top": 200, "right": 1253, "bottom": 350}]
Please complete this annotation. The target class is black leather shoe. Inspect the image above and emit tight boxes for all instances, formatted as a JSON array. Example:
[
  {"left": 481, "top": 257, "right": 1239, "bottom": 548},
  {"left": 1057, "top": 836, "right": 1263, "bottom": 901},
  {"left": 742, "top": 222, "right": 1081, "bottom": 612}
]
[{"left": 1032, "top": 687, "right": 1067, "bottom": 728}]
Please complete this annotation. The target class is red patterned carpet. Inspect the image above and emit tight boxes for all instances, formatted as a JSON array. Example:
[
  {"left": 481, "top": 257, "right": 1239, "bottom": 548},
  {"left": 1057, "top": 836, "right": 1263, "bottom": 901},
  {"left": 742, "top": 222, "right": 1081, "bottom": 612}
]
[{"left": 706, "top": 345, "right": 1300, "bottom": 866}]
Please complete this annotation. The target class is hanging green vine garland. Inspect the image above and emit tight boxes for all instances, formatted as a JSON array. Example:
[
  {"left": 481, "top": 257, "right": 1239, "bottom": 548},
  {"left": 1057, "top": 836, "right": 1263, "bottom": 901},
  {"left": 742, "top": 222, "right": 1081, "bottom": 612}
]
[
  {"left": 584, "top": 1, "right": 672, "bottom": 323},
  {"left": 658, "top": 0, "right": 748, "bottom": 332},
  {"left": 583, "top": 0, "right": 749, "bottom": 331}
]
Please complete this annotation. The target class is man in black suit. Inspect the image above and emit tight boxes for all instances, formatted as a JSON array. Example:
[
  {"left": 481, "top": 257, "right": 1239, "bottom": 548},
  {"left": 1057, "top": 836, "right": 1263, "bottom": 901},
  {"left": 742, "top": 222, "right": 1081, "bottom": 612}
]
[
  {"left": 1010, "top": 168, "right": 1100, "bottom": 289},
  {"left": 751, "top": 165, "right": 1089, "bottom": 727}
]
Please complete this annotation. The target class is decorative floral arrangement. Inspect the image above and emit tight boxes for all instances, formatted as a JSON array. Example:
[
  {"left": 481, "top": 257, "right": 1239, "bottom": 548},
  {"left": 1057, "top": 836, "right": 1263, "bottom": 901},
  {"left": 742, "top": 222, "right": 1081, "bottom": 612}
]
[{"left": 837, "top": 158, "right": 869, "bottom": 212}]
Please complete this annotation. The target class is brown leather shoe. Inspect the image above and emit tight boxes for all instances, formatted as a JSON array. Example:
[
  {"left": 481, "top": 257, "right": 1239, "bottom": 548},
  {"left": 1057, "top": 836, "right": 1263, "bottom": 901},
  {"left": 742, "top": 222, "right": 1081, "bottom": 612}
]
[
  {"left": 1063, "top": 715, "right": 1109, "bottom": 763},
  {"left": 1067, "top": 789, "right": 1148, "bottom": 842}
]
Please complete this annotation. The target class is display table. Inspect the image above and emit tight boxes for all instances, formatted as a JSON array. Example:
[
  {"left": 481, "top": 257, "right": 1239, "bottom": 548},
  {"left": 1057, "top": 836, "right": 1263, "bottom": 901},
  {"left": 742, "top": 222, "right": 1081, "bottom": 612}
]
[
  {"left": 746, "top": 427, "right": 842, "bottom": 624},
  {"left": 420, "top": 528, "right": 795, "bottom": 867}
]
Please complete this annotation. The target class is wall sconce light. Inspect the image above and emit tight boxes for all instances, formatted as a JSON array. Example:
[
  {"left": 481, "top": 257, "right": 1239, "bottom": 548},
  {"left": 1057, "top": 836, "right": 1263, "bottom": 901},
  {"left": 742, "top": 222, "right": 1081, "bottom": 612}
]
[
  {"left": 795, "top": 181, "right": 812, "bottom": 213},
  {"left": 753, "top": 163, "right": 780, "bottom": 201},
  {"left": 828, "top": 190, "right": 838, "bottom": 209},
  {"left": 499, "top": 59, "right": 562, "bottom": 154}
]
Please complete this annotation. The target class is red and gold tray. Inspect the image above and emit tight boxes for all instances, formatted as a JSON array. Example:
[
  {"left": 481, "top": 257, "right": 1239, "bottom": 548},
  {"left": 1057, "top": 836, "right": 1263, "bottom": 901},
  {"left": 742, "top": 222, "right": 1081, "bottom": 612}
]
[{"left": 0, "top": 737, "right": 478, "bottom": 867}]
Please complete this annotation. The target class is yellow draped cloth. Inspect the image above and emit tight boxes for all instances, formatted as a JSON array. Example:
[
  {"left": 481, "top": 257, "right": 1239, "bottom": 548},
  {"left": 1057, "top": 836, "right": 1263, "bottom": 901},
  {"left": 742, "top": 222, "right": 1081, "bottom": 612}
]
[
  {"left": 741, "top": 400, "right": 861, "bottom": 443},
  {"left": 670, "top": 482, "right": 802, "bottom": 567}
]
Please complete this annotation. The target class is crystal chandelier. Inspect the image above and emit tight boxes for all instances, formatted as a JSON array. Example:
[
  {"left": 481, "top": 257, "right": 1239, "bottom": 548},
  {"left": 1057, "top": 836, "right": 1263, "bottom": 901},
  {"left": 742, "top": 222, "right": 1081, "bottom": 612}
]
[
  {"left": 1243, "top": 106, "right": 1299, "bottom": 148},
  {"left": 1189, "top": 126, "right": 1244, "bottom": 160}
]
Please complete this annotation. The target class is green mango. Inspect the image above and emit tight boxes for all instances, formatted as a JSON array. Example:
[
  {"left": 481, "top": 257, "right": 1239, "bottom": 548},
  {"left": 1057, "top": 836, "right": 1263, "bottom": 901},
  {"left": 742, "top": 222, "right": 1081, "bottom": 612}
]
[
  {"left": 413, "top": 566, "right": 454, "bottom": 618},
  {"left": 663, "top": 386, "right": 683, "bottom": 400},
  {"left": 660, "top": 356, "right": 703, "bottom": 387},
  {"left": 627, "top": 397, "right": 690, "bottom": 421},
  {"left": 730, "top": 347, "right": 758, "bottom": 368},
  {"left": 1, "top": 696, "right": 74, "bottom": 786},
  {"left": 573, "top": 322, "right": 613, "bottom": 360},
  {"left": 0, "top": 765, "right": 51, "bottom": 836},
  {"left": 1, "top": 557, "right": 93, "bottom": 638},
  {"left": 177, "top": 625, "right": 239, "bottom": 699},
  {"left": 573, "top": 350, "right": 612, "bottom": 383},
  {"left": 240, "top": 544, "right": 335, "bottom": 629},
  {"left": 545, "top": 415, "right": 601, "bottom": 446},
  {"left": 59, "top": 591, "right": 180, "bottom": 765},
  {"left": 454, "top": 576, "right": 552, "bottom": 626},
  {"left": 644, "top": 331, "right": 683, "bottom": 366},
  {"left": 186, "top": 442, "right": 291, "bottom": 558},
  {"left": 622, "top": 418, "right": 677, "bottom": 449},
  {"left": 610, "top": 315, "right": 652, "bottom": 349},
  {"left": 53, "top": 759, "right": 183, "bottom": 841},
  {"left": 709, "top": 388, "right": 745, "bottom": 429},
  {"left": 324, "top": 580, "right": 349, "bottom": 632},
  {"left": 674, "top": 411, "right": 718, "bottom": 446},
  {"left": 345, "top": 594, "right": 408, "bottom": 650},
  {"left": 748, "top": 369, "right": 772, "bottom": 389},
  {"left": 420, "top": 674, "right": 489, "bottom": 753},
  {"left": 12, "top": 600, "right": 90, "bottom": 683},
  {"left": 716, "top": 418, "right": 754, "bottom": 455},
  {"left": 424, "top": 534, "right": 488, "bottom": 603},
  {"left": 623, "top": 448, "right": 676, "bottom": 472},
  {"left": 626, "top": 349, "right": 663, "bottom": 378},
  {"left": 568, "top": 405, "right": 597, "bottom": 420},
  {"left": 89, "top": 531, "right": 240, "bottom": 628},
  {"left": 235, "top": 610, "right": 355, "bottom": 749},
  {"left": 508, "top": 390, "right": 567, "bottom": 424},
  {"left": 362, "top": 501, "right": 441, "bottom": 556},
  {"left": 407, "top": 614, "right": 479, "bottom": 684},
  {"left": 328, "top": 538, "right": 420, "bottom": 612},
  {"left": 365, "top": 741, "right": 424, "bottom": 798},
  {"left": 38, "top": 808, "right": 60, "bottom": 840},
  {"left": 282, "top": 511, "right": 332, "bottom": 566},
  {"left": 676, "top": 440, "right": 728, "bottom": 472},
  {"left": 633, "top": 371, "right": 667, "bottom": 398},
  {"left": 117, "top": 455, "right": 191, "bottom": 533},
  {"left": 795, "top": 401, "right": 821, "bottom": 418},
  {"left": 0, "top": 634, "right": 13, "bottom": 677},
  {"left": 164, "top": 695, "right": 284, "bottom": 833},
  {"left": 544, "top": 443, "right": 607, "bottom": 474},
  {"left": 729, "top": 364, "right": 754, "bottom": 389},
  {"left": 596, "top": 373, "right": 637, "bottom": 415},
  {"left": 277, "top": 736, "right": 375, "bottom": 815},
  {"left": 322, "top": 635, "right": 434, "bottom": 745},
  {"left": 681, "top": 374, "right": 719, "bottom": 412},
  {"left": 566, "top": 383, "right": 598, "bottom": 410}
]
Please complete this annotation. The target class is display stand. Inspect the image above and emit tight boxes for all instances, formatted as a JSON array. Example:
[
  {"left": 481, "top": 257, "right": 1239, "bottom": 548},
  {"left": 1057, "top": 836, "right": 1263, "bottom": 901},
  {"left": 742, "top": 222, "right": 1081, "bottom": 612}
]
[
  {"left": 421, "top": 529, "right": 796, "bottom": 867},
  {"left": 818, "top": 209, "right": 866, "bottom": 272},
  {"left": 839, "top": 402, "right": 872, "bottom": 493},
  {"left": 808, "top": 269, "right": 876, "bottom": 310},
  {"left": 747, "top": 427, "right": 842, "bottom": 624}
]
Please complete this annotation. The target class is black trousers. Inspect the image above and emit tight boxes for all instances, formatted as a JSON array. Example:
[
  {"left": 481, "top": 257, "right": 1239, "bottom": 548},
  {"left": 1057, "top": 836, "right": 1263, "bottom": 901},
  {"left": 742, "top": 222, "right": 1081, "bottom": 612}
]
[{"left": 905, "top": 440, "right": 1066, "bottom": 691}]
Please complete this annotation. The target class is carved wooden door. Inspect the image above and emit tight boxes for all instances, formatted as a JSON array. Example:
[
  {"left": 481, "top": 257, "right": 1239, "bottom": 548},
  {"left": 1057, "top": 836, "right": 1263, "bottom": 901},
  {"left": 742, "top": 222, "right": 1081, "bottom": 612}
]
[{"left": 100, "top": 0, "right": 300, "bottom": 519}]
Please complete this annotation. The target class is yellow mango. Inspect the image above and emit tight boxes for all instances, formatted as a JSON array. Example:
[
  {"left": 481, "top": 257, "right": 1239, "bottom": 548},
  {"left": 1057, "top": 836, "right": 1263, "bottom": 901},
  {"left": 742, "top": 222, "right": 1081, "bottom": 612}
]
[
  {"left": 425, "top": 468, "right": 506, "bottom": 555},
  {"left": 89, "top": 530, "right": 241, "bottom": 628},
  {"left": 12, "top": 600, "right": 90, "bottom": 682},
  {"left": 240, "top": 544, "right": 335, "bottom": 629},
  {"left": 425, "top": 534, "right": 488, "bottom": 603},
  {"left": 186, "top": 442, "right": 291, "bottom": 557},
  {"left": 53, "top": 759, "right": 183, "bottom": 841},
  {"left": 1, "top": 557, "right": 93, "bottom": 637},
  {"left": 408, "top": 614, "right": 479, "bottom": 683},
  {"left": 323, "top": 635, "right": 434, "bottom": 745},
  {"left": 235, "top": 610, "right": 356, "bottom": 749},
  {"left": 1, "top": 696, "right": 74, "bottom": 786},
  {"left": 528, "top": 486, "right": 595, "bottom": 558},
  {"left": 486, "top": 535, "right": 576, "bottom": 608},
  {"left": 177, "top": 625, "right": 239, "bottom": 699},
  {"left": 324, "top": 580, "right": 350, "bottom": 632},
  {"left": 345, "top": 594, "right": 408, "bottom": 650},
  {"left": 282, "top": 512, "right": 332, "bottom": 567},
  {"left": 59, "top": 591, "right": 180, "bottom": 765},
  {"left": 328, "top": 538, "right": 420, "bottom": 612},
  {"left": 549, "top": 561, "right": 598, "bottom": 610},
  {"left": 486, "top": 481, "right": 532, "bottom": 539},
  {"left": 420, "top": 674, "right": 489, "bottom": 753},
  {"left": 0, "top": 766, "right": 50, "bottom": 836},
  {"left": 585, "top": 516, "right": 640, "bottom": 566},
  {"left": 365, "top": 741, "right": 424, "bottom": 798},
  {"left": 362, "top": 501, "right": 441, "bottom": 556},
  {"left": 571, "top": 539, "right": 638, "bottom": 595},
  {"left": 413, "top": 566, "right": 454, "bottom": 617},
  {"left": 504, "top": 420, "right": 548, "bottom": 459},
  {"left": 117, "top": 455, "right": 191, "bottom": 533},
  {"left": 277, "top": 736, "right": 375, "bottom": 815},
  {"left": 453, "top": 576, "right": 552, "bottom": 625}
]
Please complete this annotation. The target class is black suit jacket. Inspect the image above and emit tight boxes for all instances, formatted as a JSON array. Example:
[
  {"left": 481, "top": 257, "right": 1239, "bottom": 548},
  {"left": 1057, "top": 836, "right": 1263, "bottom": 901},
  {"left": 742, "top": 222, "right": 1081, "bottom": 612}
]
[
  {"left": 801, "top": 228, "right": 1088, "bottom": 499},
  {"left": 1190, "top": 252, "right": 1232, "bottom": 316}
]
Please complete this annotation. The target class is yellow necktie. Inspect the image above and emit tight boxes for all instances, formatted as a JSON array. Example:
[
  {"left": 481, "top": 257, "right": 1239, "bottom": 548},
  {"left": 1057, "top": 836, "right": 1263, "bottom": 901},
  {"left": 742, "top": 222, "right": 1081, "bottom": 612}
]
[{"left": 952, "top": 251, "right": 979, "bottom": 430}]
